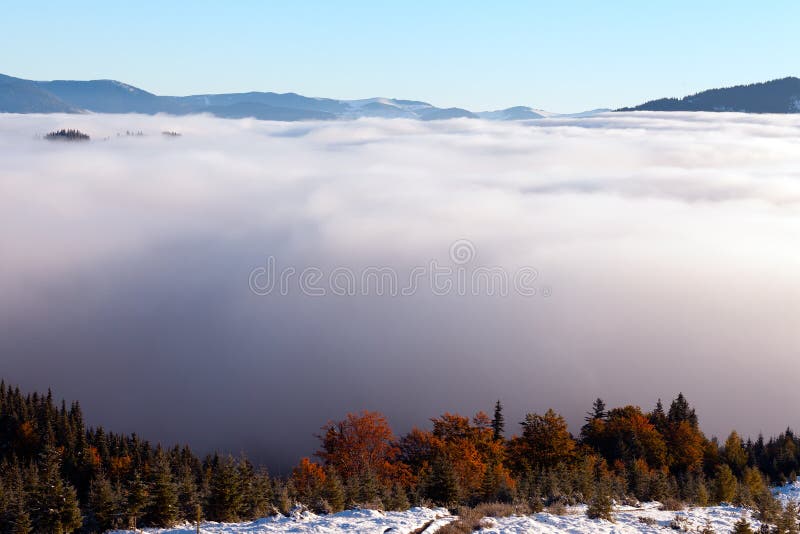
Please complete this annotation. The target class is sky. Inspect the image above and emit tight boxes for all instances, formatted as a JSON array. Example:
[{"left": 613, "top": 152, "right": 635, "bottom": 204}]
[
  {"left": 2, "top": 112, "right": 800, "bottom": 470},
  {"left": 3, "top": 1, "right": 800, "bottom": 112}
]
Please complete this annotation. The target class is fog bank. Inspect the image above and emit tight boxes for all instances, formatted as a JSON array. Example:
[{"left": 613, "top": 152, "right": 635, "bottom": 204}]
[{"left": 1, "top": 112, "right": 799, "bottom": 470}]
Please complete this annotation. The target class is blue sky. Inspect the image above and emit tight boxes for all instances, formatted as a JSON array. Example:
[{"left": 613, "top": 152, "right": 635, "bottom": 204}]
[{"left": 4, "top": 1, "right": 799, "bottom": 112}]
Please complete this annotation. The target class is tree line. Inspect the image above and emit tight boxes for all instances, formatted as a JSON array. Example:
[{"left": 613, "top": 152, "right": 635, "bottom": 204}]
[{"left": 1, "top": 381, "right": 799, "bottom": 533}]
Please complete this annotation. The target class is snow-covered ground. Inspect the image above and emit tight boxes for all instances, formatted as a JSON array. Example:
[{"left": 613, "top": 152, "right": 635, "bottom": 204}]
[
  {"left": 478, "top": 502, "right": 757, "bottom": 533},
  {"left": 480, "top": 482, "right": 800, "bottom": 534},
  {"left": 110, "top": 506, "right": 454, "bottom": 534},
  {"left": 111, "top": 483, "right": 800, "bottom": 533}
]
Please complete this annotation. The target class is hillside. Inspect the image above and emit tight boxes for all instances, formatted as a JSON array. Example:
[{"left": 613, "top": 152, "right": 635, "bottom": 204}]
[{"left": 619, "top": 77, "right": 800, "bottom": 113}]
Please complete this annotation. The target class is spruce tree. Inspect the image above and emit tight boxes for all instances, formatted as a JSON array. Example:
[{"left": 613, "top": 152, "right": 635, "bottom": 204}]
[
  {"left": 425, "top": 455, "right": 460, "bottom": 507},
  {"left": 32, "top": 447, "right": 82, "bottom": 534},
  {"left": 322, "top": 466, "right": 346, "bottom": 513},
  {"left": 492, "top": 400, "right": 505, "bottom": 441},
  {"left": 586, "top": 398, "right": 607, "bottom": 421},
  {"left": 125, "top": 471, "right": 149, "bottom": 529},
  {"left": 730, "top": 516, "right": 754, "bottom": 534},
  {"left": 586, "top": 481, "right": 614, "bottom": 522},
  {"left": 668, "top": 393, "right": 698, "bottom": 427},
  {"left": 147, "top": 450, "right": 179, "bottom": 526},
  {"left": 175, "top": 463, "right": 201, "bottom": 522},
  {"left": 714, "top": 464, "right": 737, "bottom": 503},
  {"left": 775, "top": 501, "right": 800, "bottom": 534},
  {"left": 385, "top": 483, "right": 410, "bottom": 512},
  {"left": 207, "top": 455, "right": 243, "bottom": 522},
  {"left": 87, "top": 474, "right": 121, "bottom": 531},
  {"left": 246, "top": 468, "right": 274, "bottom": 519}
]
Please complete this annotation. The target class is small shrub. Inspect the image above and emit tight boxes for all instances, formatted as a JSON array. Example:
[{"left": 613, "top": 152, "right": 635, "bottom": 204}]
[
  {"left": 586, "top": 491, "right": 614, "bottom": 521},
  {"left": 659, "top": 497, "right": 685, "bottom": 511},
  {"left": 670, "top": 515, "right": 690, "bottom": 531},
  {"left": 546, "top": 501, "right": 567, "bottom": 515},
  {"left": 638, "top": 516, "right": 657, "bottom": 525}
]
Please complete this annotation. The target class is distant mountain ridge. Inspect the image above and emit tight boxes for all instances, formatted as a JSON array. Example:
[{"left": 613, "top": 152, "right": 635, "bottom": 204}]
[
  {"left": 0, "top": 73, "right": 601, "bottom": 121},
  {"left": 619, "top": 77, "right": 800, "bottom": 113}
]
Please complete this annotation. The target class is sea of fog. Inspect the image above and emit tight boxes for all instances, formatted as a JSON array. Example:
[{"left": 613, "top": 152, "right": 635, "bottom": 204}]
[{"left": 1, "top": 112, "right": 799, "bottom": 470}]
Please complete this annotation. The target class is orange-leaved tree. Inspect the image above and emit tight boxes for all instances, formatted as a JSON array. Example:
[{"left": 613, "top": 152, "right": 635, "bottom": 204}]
[{"left": 316, "top": 411, "right": 409, "bottom": 487}]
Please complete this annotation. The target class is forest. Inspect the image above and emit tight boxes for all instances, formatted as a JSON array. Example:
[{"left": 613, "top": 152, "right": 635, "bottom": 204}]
[{"left": 0, "top": 381, "right": 798, "bottom": 533}]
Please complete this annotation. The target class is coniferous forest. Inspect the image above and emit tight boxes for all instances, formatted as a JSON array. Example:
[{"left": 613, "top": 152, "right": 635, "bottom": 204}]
[{"left": 1, "top": 382, "right": 799, "bottom": 533}]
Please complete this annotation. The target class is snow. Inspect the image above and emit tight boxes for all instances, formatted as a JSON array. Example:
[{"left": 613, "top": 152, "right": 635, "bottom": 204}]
[
  {"left": 479, "top": 483, "right": 800, "bottom": 534},
  {"left": 108, "top": 483, "right": 800, "bottom": 533},
  {"left": 476, "top": 503, "right": 759, "bottom": 534},
  {"left": 109, "top": 506, "right": 454, "bottom": 534}
]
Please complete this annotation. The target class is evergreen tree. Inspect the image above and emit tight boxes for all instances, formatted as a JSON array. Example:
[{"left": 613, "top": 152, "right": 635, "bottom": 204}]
[
  {"left": 207, "top": 455, "right": 243, "bottom": 522},
  {"left": 322, "top": 466, "right": 345, "bottom": 513},
  {"left": 491, "top": 400, "right": 505, "bottom": 441},
  {"left": 586, "top": 481, "right": 614, "bottom": 521},
  {"left": 175, "top": 463, "right": 201, "bottom": 522},
  {"left": 385, "top": 483, "right": 410, "bottom": 511},
  {"left": 245, "top": 468, "right": 274, "bottom": 519},
  {"left": 775, "top": 501, "right": 800, "bottom": 534},
  {"left": 425, "top": 455, "right": 460, "bottom": 507},
  {"left": 586, "top": 398, "right": 607, "bottom": 421},
  {"left": 714, "top": 464, "right": 737, "bottom": 503},
  {"left": 87, "top": 474, "right": 121, "bottom": 531},
  {"left": 31, "top": 447, "right": 82, "bottom": 534},
  {"left": 650, "top": 399, "right": 668, "bottom": 434},
  {"left": 731, "top": 516, "right": 754, "bottom": 534},
  {"left": 668, "top": 393, "right": 698, "bottom": 428},
  {"left": 147, "top": 449, "right": 178, "bottom": 526},
  {"left": 125, "top": 471, "right": 149, "bottom": 529}
]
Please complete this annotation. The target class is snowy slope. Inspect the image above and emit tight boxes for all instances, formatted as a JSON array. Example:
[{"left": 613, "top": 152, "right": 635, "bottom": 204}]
[
  {"left": 109, "top": 484, "right": 800, "bottom": 534},
  {"left": 110, "top": 507, "right": 454, "bottom": 534},
  {"left": 477, "top": 503, "right": 759, "bottom": 534},
  {"left": 479, "top": 483, "right": 800, "bottom": 534}
]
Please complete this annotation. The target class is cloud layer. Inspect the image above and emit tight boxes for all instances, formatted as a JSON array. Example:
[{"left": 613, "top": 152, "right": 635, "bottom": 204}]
[{"left": 2, "top": 112, "right": 800, "bottom": 469}]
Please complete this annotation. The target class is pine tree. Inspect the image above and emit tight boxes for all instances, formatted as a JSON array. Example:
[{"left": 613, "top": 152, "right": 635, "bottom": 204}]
[
  {"left": 207, "top": 455, "right": 243, "bottom": 522},
  {"left": 425, "top": 455, "right": 460, "bottom": 507},
  {"left": 9, "top": 506, "right": 33, "bottom": 534},
  {"left": 650, "top": 399, "right": 668, "bottom": 434},
  {"left": 147, "top": 449, "right": 178, "bottom": 526},
  {"left": 88, "top": 474, "right": 121, "bottom": 531},
  {"left": 715, "top": 464, "right": 737, "bottom": 503},
  {"left": 322, "top": 466, "right": 345, "bottom": 513},
  {"left": 32, "top": 447, "right": 82, "bottom": 534},
  {"left": 586, "top": 398, "right": 607, "bottom": 421},
  {"left": 775, "top": 501, "right": 800, "bottom": 534},
  {"left": 491, "top": 400, "right": 505, "bottom": 441},
  {"left": 668, "top": 393, "right": 698, "bottom": 428},
  {"left": 175, "top": 463, "right": 201, "bottom": 522},
  {"left": 245, "top": 468, "right": 274, "bottom": 519},
  {"left": 385, "top": 483, "right": 410, "bottom": 511},
  {"left": 694, "top": 476, "right": 710, "bottom": 507},
  {"left": 723, "top": 431, "right": 749, "bottom": 476},
  {"left": 125, "top": 471, "right": 149, "bottom": 529},
  {"left": 586, "top": 481, "right": 614, "bottom": 522},
  {"left": 730, "top": 516, "right": 754, "bottom": 534}
]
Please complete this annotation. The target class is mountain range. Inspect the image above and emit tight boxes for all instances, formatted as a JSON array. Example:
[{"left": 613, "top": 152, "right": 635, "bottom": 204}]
[
  {"left": 2, "top": 73, "right": 800, "bottom": 121},
  {"left": 0, "top": 73, "right": 582, "bottom": 121}
]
